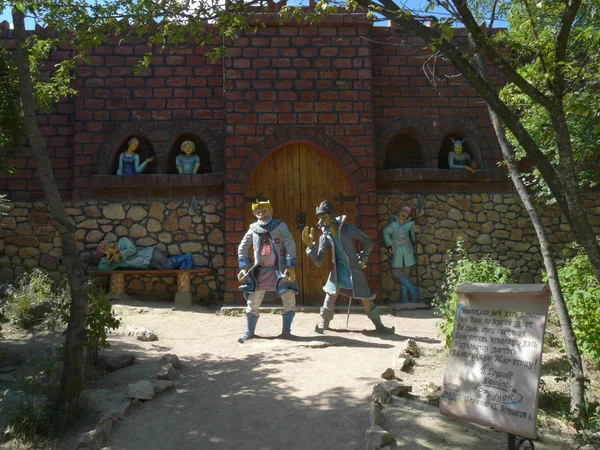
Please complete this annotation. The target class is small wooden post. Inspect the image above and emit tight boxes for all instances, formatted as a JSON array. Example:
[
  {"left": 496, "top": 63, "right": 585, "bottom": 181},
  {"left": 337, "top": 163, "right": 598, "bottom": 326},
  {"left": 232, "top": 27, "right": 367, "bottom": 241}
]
[
  {"left": 110, "top": 273, "right": 125, "bottom": 295},
  {"left": 175, "top": 271, "right": 192, "bottom": 307}
]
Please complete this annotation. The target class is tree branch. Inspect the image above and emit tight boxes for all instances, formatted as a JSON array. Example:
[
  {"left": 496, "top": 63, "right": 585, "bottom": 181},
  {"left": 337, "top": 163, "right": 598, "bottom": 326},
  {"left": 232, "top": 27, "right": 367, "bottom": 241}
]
[
  {"left": 451, "top": 0, "right": 552, "bottom": 108},
  {"left": 363, "top": 6, "right": 571, "bottom": 219},
  {"left": 554, "top": 0, "right": 582, "bottom": 94}
]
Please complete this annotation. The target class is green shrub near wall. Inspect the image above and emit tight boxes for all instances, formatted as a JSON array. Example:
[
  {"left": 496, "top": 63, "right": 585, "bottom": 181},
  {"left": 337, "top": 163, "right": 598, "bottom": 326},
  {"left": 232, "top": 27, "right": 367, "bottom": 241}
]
[
  {"left": 556, "top": 245, "right": 600, "bottom": 366},
  {"left": 433, "top": 239, "right": 513, "bottom": 350}
]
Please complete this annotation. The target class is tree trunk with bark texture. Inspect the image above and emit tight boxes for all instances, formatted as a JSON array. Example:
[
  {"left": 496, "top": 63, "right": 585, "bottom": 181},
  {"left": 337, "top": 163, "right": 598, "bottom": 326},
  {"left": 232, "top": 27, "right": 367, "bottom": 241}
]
[
  {"left": 490, "top": 107, "right": 586, "bottom": 419},
  {"left": 12, "top": 10, "right": 89, "bottom": 416},
  {"left": 470, "top": 45, "right": 586, "bottom": 419}
]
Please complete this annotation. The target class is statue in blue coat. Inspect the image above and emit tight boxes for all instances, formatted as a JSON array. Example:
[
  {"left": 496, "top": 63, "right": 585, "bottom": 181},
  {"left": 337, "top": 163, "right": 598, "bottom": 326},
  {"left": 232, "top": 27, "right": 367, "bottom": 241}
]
[
  {"left": 302, "top": 200, "right": 394, "bottom": 334},
  {"left": 382, "top": 205, "right": 419, "bottom": 302}
]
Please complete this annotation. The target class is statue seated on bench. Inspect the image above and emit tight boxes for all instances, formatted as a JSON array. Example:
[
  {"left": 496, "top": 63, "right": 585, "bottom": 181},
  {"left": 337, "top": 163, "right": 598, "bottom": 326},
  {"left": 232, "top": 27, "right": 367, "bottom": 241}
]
[{"left": 97, "top": 237, "right": 193, "bottom": 271}]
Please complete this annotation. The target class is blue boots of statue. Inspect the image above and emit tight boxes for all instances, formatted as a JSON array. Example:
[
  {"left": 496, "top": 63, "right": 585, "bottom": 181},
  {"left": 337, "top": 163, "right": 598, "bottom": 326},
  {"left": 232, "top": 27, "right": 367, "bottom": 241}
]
[
  {"left": 397, "top": 274, "right": 418, "bottom": 303},
  {"left": 280, "top": 310, "right": 296, "bottom": 339},
  {"left": 238, "top": 312, "right": 259, "bottom": 343},
  {"left": 169, "top": 253, "right": 194, "bottom": 270},
  {"left": 238, "top": 311, "right": 296, "bottom": 343}
]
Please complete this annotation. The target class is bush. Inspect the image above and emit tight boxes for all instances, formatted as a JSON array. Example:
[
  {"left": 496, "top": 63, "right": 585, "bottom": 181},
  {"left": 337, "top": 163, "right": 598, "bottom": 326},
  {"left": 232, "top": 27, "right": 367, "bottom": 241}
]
[
  {"left": 555, "top": 245, "right": 600, "bottom": 365},
  {"left": 432, "top": 239, "right": 513, "bottom": 350},
  {"left": 2, "top": 269, "right": 68, "bottom": 329},
  {"left": 5, "top": 281, "right": 120, "bottom": 443},
  {"left": 5, "top": 348, "right": 67, "bottom": 443},
  {"left": 55, "top": 282, "right": 121, "bottom": 364}
]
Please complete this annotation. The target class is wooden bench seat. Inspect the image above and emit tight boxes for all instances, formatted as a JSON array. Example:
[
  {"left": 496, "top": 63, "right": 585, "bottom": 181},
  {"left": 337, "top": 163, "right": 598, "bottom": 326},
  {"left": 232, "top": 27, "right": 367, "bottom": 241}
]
[{"left": 94, "top": 268, "right": 213, "bottom": 307}]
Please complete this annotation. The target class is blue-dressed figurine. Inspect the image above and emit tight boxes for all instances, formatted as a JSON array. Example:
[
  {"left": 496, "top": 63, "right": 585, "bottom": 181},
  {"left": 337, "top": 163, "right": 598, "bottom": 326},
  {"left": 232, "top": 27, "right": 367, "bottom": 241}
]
[
  {"left": 447, "top": 138, "right": 477, "bottom": 173},
  {"left": 176, "top": 140, "right": 201, "bottom": 174},
  {"left": 117, "top": 137, "right": 154, "bottom": 176},
  {"left": 382, "top": 205, "right": 419, "bottom": 302}
]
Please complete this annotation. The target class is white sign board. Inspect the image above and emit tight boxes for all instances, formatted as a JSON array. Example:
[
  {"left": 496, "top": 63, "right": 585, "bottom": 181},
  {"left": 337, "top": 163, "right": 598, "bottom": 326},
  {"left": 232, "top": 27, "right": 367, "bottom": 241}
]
[{"left": 439, "top": 283, "right": 550, "bottom": 439}]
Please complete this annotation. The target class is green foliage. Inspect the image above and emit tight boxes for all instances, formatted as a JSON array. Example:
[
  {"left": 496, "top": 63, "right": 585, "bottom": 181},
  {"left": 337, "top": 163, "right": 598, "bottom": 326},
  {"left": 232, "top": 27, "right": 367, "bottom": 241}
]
[
  {"left": 432, "top": 239, "right": 512, "bottom": 349},
  {"left": 582, "top": 401, "right": 600, "bottom": 435},
  {"left": 555, "top": 245, "right": 600, "bottom": 365},
  {"left": 2, "top": 269, "right": 120, "bottom": 361},
  {"left": 2, "top": 269, "right": 68, "bottom": 329},
  {"left": 498, "top": 0, "right": 600, "bottom": 198},
  {"left": 55, "top": 282, "right": 121, "bottom": 363},
  {"left": 0, "top": 278, "right": 119, "bottom": 443},
  {"left": 4, "top": 347, "right": 69, "bottom": 442}
]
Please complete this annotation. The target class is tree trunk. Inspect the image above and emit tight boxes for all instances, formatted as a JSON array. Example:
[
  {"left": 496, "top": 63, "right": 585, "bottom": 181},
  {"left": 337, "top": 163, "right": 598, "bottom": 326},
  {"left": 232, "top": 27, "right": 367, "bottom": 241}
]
[
  {"left": 549, "top": 106, "right": 600, "bottom": 286},
  {"left": 491, "top": 108, "right": 586, "bottom": 419},
  {"left": 12, "top": 10, "right": 89, "bottom": 416},
  {"left": 470, "top": 46, "right": 586, "bottom": 419}
]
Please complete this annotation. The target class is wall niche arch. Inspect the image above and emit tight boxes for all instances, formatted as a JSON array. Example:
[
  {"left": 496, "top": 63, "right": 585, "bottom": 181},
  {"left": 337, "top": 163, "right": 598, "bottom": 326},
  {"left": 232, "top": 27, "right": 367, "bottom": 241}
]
[
  {"left": 384, "top": 129, "right": 427, "bottom": 169},
  {"left": 438, "top": 130, "right": 483, "bottom": 170},
  {"left": 109, "top": 134, "right": 156, "bottom": 175},
  {"left": 167, "top": 132, "right": 211, "bottom": 175}
]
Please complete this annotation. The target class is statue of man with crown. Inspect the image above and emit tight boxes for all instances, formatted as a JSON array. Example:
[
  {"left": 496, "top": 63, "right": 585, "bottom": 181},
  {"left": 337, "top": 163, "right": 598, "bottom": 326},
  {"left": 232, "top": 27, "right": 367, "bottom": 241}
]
[{"left": 236, "top": 198, "right": 299, "bottom": 343}]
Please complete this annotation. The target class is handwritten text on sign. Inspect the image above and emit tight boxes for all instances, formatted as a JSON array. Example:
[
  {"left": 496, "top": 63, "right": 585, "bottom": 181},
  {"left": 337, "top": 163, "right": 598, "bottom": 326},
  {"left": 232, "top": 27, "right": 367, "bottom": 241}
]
[{"left": 439, "top": 284, "right": 549, "bottom": 439}]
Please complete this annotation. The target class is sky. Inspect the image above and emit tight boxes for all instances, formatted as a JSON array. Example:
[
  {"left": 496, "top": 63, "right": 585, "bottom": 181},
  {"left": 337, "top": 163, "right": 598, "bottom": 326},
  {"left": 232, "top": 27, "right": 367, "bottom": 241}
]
[{"left": 0, "top": 0, "right": 500, "bottom": 30}]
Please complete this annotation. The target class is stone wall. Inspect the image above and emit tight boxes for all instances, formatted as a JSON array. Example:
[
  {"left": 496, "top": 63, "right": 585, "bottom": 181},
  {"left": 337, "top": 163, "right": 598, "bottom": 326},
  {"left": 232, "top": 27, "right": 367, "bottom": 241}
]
[
  {"left": 0, "top": 198, "right": 225, "bottom": 302},
  {"left": 378, "top": 192, "right": 600, "bottom": 303},
  {"left": 2, "top": 191, "right": 600, "bottom": 304}
]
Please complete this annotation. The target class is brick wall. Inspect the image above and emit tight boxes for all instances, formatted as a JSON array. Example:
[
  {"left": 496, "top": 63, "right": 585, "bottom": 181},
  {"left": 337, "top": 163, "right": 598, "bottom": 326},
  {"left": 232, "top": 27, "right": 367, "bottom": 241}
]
[
  {"left": 371, "top": 28, "right": 504, "bottom": 172},
  {"left": 70, "top": 35, "right": 225, "bottom": 199},
  {"left": 221, "top": 13, "right": 380, "bottom": 302},
  {"left": 0, "top": 26, "right": 75, "bottom": 201},
  {"left": 3, "top": 17, "right": 572, "bottom": 306}
]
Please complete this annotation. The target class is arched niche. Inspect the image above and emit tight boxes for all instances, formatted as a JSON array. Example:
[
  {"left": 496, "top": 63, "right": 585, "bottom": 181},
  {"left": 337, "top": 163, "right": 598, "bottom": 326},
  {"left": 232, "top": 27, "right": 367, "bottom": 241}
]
[
  {"left": 385, "top": 130, "right": 427, "bottom": 169},
  {"left": 438, "top": 131, "right": 483, "bottom": 170},
  {"left": 167, "top": 132, "right": 211, "bottom": 175},
  {"left": 109, "top": 134, "right": 156, "bottom": 175}
]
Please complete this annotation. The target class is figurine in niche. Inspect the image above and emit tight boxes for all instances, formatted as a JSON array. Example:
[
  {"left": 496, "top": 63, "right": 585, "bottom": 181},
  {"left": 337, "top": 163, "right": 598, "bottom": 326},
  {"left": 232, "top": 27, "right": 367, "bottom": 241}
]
[
  {"left": 97, "top": 237, "right": 193, "bottom": 271},
  {"left": 447, "top": 138, "right": 477, "bottom": 173},
  {"left": 302, "top": 201, "right": 395, "bottom": 334},
  {"left": 382, "top": 205, "right": 419, "bottom": 303},
  {"left": 237, "top": 199, "right": 298, "bottom": 343},
  {"left": 116, "top": 137, "right": 155, "bottom": 175},
  {"left": 176, "top": 140, "right": 201, "bottom": 175}
]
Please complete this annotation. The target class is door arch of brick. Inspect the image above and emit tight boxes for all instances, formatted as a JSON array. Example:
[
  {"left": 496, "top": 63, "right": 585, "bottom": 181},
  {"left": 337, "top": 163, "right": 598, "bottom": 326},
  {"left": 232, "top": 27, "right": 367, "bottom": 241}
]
[
  {"left": 230, "top": 127, "right": 368, "bottom": 188},
  {"left": 224, "top": 127, "right": 378, "bottom": 305}
]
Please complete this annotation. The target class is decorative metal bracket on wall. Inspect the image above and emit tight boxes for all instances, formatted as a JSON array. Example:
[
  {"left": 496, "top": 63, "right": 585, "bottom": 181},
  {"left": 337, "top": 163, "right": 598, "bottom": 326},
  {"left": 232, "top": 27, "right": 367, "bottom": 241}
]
[
  {"left": 295, "top": 211, "right": 307, "bottom": 232},
  {"left": 189, "top": 195, "right": 199, "bottom": 215},
  {"left": 333, "top": 192, "right": 356, "bottom": 206}
]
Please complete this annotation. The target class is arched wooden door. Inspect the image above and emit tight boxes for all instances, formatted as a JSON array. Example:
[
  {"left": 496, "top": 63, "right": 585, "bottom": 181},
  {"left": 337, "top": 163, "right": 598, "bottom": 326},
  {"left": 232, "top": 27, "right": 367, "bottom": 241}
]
[{"left": 244, "top": 143, "right": 356, "bottom": 305}]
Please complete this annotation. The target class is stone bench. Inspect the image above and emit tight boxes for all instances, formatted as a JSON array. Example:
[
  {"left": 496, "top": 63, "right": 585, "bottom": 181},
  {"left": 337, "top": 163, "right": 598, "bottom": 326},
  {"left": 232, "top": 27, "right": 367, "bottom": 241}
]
[{"left": 94, "top": 268, "right": 213, "bottom": 307}]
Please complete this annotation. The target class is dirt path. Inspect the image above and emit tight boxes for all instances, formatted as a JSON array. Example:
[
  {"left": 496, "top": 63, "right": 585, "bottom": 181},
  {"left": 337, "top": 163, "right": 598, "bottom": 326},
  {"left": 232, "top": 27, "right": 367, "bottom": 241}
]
[
  {"left": 42, "top": 298, "right": 581, "bottom": 450},
  {"left": 55, "top": 300, "right": 441, "bottom": 450}
]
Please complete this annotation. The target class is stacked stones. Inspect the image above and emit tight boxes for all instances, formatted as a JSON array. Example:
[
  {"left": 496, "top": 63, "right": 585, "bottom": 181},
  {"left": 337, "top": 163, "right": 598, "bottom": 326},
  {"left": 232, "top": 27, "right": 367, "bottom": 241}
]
[
  {"left": 2, "top": 192, "right": 600, "bottom": 304},
  {"left": 378, "top": 192, "right": 600, "bottom": 303},
  {"left": 0, "top": 198, "right": 225, "bottom": 302}
]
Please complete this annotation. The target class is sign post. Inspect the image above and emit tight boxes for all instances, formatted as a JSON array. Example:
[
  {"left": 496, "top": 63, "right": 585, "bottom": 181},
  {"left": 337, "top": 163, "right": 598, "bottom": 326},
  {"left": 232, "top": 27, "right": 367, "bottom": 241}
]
[{"left": 439, "top": 283, "right": 550, "bottom": 447}]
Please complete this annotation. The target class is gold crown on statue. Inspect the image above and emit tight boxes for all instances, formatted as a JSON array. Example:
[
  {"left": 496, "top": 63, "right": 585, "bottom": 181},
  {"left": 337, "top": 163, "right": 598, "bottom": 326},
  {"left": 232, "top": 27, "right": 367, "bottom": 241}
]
[{"left": 252, "top": 199, "right": 272, "bottom": 211}]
